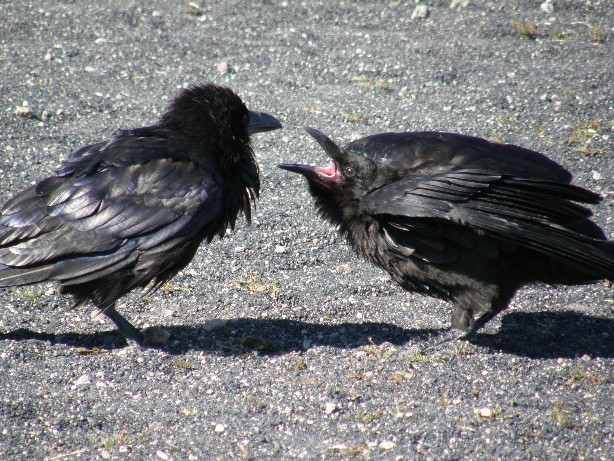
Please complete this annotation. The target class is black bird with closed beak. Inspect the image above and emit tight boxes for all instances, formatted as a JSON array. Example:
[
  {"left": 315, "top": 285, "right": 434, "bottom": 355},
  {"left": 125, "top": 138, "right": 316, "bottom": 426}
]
[
  {"left": 280, "top": 128, "right": 614, "bottom": 339},
  {"left": 0, "top": 83, "right": 281, "bottom": 344}
]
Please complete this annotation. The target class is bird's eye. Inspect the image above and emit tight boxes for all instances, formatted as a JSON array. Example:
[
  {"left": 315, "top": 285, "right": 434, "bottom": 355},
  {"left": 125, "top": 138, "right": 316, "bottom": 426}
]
[{"left": 344, "top": 167, "right": 355, "bottom": 178}]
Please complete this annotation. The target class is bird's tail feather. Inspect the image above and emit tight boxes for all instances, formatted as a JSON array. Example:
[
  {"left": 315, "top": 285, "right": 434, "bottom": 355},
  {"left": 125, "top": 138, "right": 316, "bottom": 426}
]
[
  {"left": 596, "top": 240, "right": 614, "bottom": 281},
  {"left": 455, "top": 203, "right": 614, "bottom": 281},
  {"left": 0, "top": 264, "right": 53, "bottom": 287}
]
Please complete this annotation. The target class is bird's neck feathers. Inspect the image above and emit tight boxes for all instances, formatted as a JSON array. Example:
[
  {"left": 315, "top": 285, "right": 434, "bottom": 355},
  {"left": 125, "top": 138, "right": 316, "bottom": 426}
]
[
  {"left": 228, "top": 155, "right": 260, "bottom": 224},
  {"left": 159, "top": 112, "right": 254, "bottom": 171},
  {"left": 310, "top": 184, "right": 370, "bottom": 239}
]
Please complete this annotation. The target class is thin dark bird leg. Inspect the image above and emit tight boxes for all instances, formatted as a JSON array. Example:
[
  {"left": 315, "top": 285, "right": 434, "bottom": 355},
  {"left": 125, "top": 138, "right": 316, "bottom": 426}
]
[
  {"left": 420, "top": 308, "right": 502, "bottom": 353},
  {"left": 416, "top": 329, "right": 468, "bottom": 354},
  {"left": 415, "top": 308, "right": 495, "bottom": 353},
  {"left": 100, "top": 303, "right": 145, "bottom": 345},
  {"left": 450, "top": 304, "right": 474, "bottom": 331},
  {"left": 458, "top": 310, "right": 500, "bottom": 339}
]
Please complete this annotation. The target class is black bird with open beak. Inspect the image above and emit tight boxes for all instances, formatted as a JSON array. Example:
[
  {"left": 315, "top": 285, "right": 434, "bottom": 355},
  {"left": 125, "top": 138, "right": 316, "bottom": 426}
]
[
  {"left": 0, "top": 83, "right": 281, "bottom": 345},
  {"left": 280, "top": 128, "right": 614, "bottom": 340}
]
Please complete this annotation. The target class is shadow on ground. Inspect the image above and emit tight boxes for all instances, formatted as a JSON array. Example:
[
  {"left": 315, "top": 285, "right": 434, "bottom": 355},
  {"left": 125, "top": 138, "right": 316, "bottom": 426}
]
[
  {"left": 2, "top": 311, "right": 612, "bottom": 359},
  {"left": 472, "top": 310, "right": 614, "bottom": 359},
  {"left": 1, "top": 320, "right": 437, "bottom": 354}
]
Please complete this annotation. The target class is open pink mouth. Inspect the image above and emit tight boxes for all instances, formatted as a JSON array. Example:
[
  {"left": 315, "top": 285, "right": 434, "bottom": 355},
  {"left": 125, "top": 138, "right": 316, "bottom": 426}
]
[
  {"left": 312, "top": 160, "right": 339, "bottom": 180},
  {"left": 278, "top": 160, "right": 340, "bottom": 193}
]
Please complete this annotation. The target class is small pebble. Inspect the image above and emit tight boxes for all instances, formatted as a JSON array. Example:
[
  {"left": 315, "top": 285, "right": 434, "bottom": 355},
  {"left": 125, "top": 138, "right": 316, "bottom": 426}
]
[
  {"left": 411, "top": 4, "right": 429, "bottom": 20},
  {"left": 185, "top": 1, "right": 205, "bottom": 16},
  {"left": 14, "top": 104, "right": 35, "bottom": 118},
  {"left": 201, "top": 319, "right": 228, "bottom": 331},
  {"left": 216, "top": 61, "right": 231, "bottom": 75},
  {"left": 450, "top": 0, "right": 469, "bottom": 8},
  {"left": 160, "top": 308, "right": 174, "bottom": 318},
  {"left": 214, "top": 423, "right": 225, "bottom": 433},
  {"left": 324, "top": 402, "right": 337, "bottom": 414},
  {"left": 143, "top": 326, "right": 171, "bottom": 343},
  {"left": 73, "top": 375, "right": 91, "bottom": 387},
  {"left": 475, "top": 407, "right": 493, "bottom": 418},
  {"left": 540, "top": 0, "right": 554, "bottom": 14}
]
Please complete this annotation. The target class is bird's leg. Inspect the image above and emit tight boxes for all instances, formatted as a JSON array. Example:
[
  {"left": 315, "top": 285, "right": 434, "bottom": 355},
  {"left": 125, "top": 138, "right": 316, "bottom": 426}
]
[
  {"left": 451, "top": 294, "right": 507, "bottom": 339},
  {"left": 415, "top": 305, "right": 492, "bottom": 353},
  {"left": 100, "top": 303, "right": 145, "bottom": 345},
  {"left": 458, "top": 309, "right": 499, "bottom": 339},
  {"left": 419, "top": 329, "right": 468, "bottom": 353},
  {"left": 101, "top": 304, "right": 171, "bottom": 345},
  {"left": 450, "top": 304, "right": 474, "bottom": 331}
]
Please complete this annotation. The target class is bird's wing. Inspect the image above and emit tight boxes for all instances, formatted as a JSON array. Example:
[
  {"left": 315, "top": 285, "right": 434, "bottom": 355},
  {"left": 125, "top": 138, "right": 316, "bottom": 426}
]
[
  {"left": 360, "top": 169, "right": 613, "bottom": 274},
  {"left": 56, "top": 127, "right": 194, "bottom": 177},
  {"left": 0, "top": 155, "right": 222, "bottom": 286},
  {"left": 346, "top": 132, "right": 573, "bottom": 182}
]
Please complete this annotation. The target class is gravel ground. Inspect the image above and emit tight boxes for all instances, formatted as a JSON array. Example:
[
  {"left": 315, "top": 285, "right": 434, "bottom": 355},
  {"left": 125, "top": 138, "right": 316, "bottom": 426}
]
[{"left": 1, "top": 1, "right": 613, "bottom": 460}]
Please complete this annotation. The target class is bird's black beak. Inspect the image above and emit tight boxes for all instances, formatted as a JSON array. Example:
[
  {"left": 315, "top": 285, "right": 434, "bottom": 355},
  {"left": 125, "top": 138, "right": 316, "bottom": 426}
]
[
  {"left": 247, "top": 111, "right": 282, "bottom": 135},
  {"left": 278, "top": 159, "right": 340, "bottom": 192},
  {"left": 304, "top": 127, "right": 345, "bottom": 162},
  {"left": 278, "top": 162, "right": 320, "bottom": 180},
  {"left": 278, "top": 128, "right": 343, "bottom": 185}
]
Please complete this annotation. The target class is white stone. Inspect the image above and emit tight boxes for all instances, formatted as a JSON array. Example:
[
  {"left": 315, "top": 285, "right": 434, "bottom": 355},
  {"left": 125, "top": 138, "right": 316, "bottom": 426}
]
[
  {"left": 325, "top": 402, "right": 337, "bottom": 414},
  {"left": 73, "top": 374, "right": 91, "bottom": 387},
  {"left": 411, "top": 4, "right": 429, "bottom": 20}
]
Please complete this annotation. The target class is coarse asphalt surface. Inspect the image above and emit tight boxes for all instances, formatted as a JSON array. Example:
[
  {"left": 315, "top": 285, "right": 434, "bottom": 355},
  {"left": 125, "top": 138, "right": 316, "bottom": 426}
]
[{"left": 0, "top": 1, "right": 612, "bottom": 460}]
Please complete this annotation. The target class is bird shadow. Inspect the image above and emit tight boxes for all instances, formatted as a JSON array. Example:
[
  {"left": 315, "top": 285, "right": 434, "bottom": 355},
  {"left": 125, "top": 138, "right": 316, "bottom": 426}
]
[
  {"left": 471, "top": 310, "right": 614, "bottom": 359},
  {"left": 0, "top": 320, "right": 437, "bottom": 354},
  {"left": 2, "top": 311, "right": 612, "bottom": 359}
]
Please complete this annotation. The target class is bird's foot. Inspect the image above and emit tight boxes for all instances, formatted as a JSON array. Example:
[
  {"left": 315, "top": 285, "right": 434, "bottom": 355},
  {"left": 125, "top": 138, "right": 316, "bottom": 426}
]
[
  {"left": 409, "top": 328, "right": 471, "bottom": 356},
  {"left": 102, "top": 306, "right": 169, "bottom": 346}
]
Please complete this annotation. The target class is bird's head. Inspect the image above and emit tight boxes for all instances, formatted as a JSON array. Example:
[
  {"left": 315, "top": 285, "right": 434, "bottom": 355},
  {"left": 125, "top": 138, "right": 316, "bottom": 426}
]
[
  {"left": 279, "top": 128, "right": 383, "bottom": 224},
  {"left": 159, "top": 83, "right": 281, "bottom": 168},
  {"left": 279, "top": 128, "right": 381, "bottom": 197}
]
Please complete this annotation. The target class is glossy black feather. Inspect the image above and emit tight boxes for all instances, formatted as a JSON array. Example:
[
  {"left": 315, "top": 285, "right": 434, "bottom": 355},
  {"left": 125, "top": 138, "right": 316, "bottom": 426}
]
[
  {"left": 0, "top": 83, "right": 281, "bottom": 343},
  {"left": 279, "top": 129, "right": 613, "bottom": 336}
]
